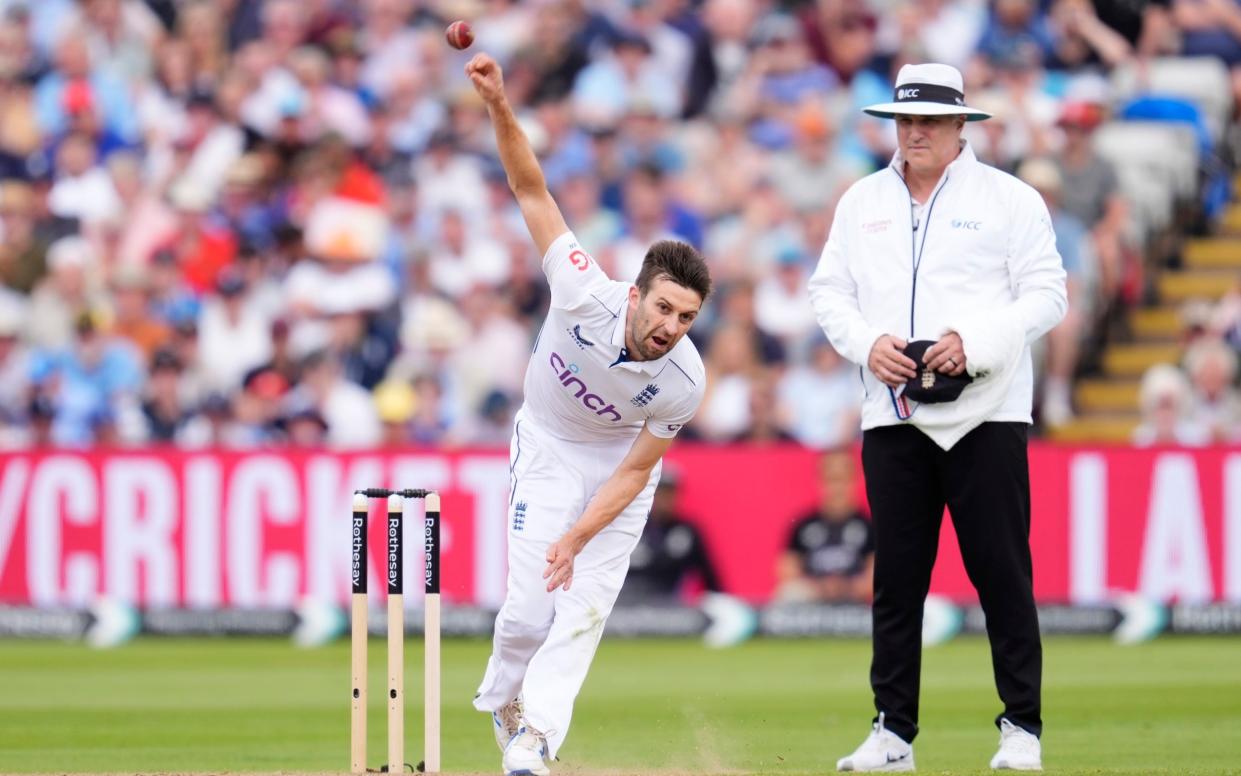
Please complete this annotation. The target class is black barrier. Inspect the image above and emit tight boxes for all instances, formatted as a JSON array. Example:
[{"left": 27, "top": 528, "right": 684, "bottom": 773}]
[{"left": 3, "top": 602, "right": 1241, "bottom": 642}]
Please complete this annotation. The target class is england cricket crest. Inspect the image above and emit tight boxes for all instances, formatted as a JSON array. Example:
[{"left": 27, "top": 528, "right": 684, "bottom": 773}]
[
  {"left": 921, "top": 368, "right": 935, "bottom": 390},
  {"left": 631, "top": 383, "right": 661, "bottom": 408}
]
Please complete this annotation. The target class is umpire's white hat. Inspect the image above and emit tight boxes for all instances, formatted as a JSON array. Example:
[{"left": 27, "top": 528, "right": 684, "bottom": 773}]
[{"left": 863, "top": 63, "right": 992, "bottom": 121}]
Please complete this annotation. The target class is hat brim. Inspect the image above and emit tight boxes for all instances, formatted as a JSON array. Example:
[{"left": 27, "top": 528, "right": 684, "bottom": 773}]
[{"left": 863, "top": 101, "right": 991, "bottom": 121}]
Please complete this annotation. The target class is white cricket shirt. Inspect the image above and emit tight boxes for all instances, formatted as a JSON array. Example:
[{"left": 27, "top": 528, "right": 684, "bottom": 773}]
[{"left": 520, "top": 231, "right": 706, "bottom": 444}]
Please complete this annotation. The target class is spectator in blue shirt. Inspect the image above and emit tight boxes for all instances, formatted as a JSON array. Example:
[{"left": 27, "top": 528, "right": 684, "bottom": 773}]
[
  {"left": 30, "top": 311, "right": 144, "bottom": 445},
  {"left": 976, "top": 0, "right": 1057, "bottom": 67},
  {"left": 34, "top": 33, "right": 138, "bottom": 145}
]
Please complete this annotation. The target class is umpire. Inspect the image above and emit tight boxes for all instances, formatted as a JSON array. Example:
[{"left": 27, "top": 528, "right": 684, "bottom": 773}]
[{"left": 809, "top": 63, "right": 1066, "bottom": 772}]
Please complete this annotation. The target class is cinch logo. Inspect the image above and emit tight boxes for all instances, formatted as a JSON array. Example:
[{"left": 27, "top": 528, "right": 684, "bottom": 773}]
[
  {"left": 952, "top": 219, "right": 981, "bottom": 230},
  {"left": 569, "top": 249, "right": 592, "bottom": 271},
  {"left": 549, "top": 352, "right": 622, "bottom": 421},
  {"left": 897, "top": 87, "right": 919, "bottom": 100},
  {"left": 568, "top": 324, "right": 595, "bottom": 349}
]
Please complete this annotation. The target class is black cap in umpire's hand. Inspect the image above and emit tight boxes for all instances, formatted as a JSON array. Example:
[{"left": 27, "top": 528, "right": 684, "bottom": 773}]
[{"left": 901, "top": 340, "right": 973, "bottom": 404}]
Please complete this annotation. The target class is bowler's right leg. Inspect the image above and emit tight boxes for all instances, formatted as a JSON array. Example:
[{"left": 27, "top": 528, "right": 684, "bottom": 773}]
[
  {"left": 475, "top": 418, "right": 584, "bottom": 753},
  {"left": 474, "top": 534, "right": 556, "bottom": 715}
]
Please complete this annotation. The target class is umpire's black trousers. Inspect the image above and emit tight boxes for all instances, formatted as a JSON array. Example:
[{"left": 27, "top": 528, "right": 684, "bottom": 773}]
[{"left": 861, "top": 421, "right": 1041, "bottom": 743}]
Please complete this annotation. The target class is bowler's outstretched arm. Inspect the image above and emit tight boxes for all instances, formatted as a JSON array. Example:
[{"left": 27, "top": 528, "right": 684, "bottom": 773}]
[
  {"left": 542, "top": 426, "right": 675, "bottom": 592},
  {"left": 466, "top": 53, "right": 568, "bottom": 257}
]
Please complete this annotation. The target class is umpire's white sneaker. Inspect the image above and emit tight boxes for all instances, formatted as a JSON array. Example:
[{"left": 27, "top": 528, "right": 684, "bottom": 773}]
[
  {"left": 502, "top": 725, "right": 550, "bottom": 776},
  {"left": 836, "top": 712, "right": 915, "bottom": 772},
  {"left": 990, "top": 718, "right": 1042, "bottom": 770},
  {"left": 492, "top": 698, "right": 523, "bottom": 751}
]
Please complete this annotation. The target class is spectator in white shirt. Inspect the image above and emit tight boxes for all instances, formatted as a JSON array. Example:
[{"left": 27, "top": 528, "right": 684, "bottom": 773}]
[
  {"left": 198, "top": 267, "right": 273, "bottom": 394},
  {"left": 881, "top": 0, "right": 988, "bottom": 71},
  {"left": 288, "top": 45, "right": 371, "bottom": 147},
  {"left": 412, "top": 129, "right": 488, "bottom": 223},
  {"left": 427, "top": 207, "right": 510, "bottom": 298},
  {"left": 1184, "top": 337, "right": 1241, "bottom": 443},
  {"left": 48, "top": 131, "right": 121, "bottom": 224},
  {"left": 1132, "top": 363, "right": 1211, "bottom": 447},
  {"left": 448, "top": 284, "right": 531, "bottom": 423},
  {"left": 293, "top": 348, "right": 381, "bottom": 448},
  {"left": 359, "top": 0, "right": 423, "bottom": 99},
  {"left": 693, "top": 321, "right": 759, "bottom": 441},
  {"left": 27, "top": 236, "right": 105, "bottom": 350},
  {"left": 755, "top": 245, "right": 818, "bottom": 346}
]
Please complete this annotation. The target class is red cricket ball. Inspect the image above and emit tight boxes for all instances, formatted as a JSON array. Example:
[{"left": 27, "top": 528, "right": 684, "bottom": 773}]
[{"left": 445, "top": 20, "right": 474, "bottom": 50}]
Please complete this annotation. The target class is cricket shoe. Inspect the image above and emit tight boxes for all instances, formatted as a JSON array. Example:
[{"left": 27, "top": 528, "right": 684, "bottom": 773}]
[
  {"left": 492, "top": 698, "right": 523, "bottom": 751},
  {"left": 502, "top": 724, "right": 550, "bottom": 776},
  {"left": 836, "top": 712, "right": 915, "bottom": 772},
  {"left": 990, "top": 718, "right": 1042, "bottom": 770}
]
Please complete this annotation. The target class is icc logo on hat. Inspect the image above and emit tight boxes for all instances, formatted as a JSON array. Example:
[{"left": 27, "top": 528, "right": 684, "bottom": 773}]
[{"left": 864, "top": 63, "right": 992, "bottom": 121}]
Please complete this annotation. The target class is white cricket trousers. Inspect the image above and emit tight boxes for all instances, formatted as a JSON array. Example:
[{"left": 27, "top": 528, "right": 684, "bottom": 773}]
[{"left": 473, "top": 412, "right": 658, "bottom": 758}]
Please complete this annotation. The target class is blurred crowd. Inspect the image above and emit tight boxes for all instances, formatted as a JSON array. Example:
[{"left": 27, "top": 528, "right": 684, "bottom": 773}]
[
  {"left": 0, "top": 0, "right": 1235, "bottom": 449},
  {"left": 1134, "top": 295, "right": 1241, "bottom": 445}
]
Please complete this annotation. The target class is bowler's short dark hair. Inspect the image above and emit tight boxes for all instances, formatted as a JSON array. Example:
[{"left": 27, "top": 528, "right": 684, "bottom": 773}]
[{"left": 635, "top": 240, "right": 712, "bottom": 302}]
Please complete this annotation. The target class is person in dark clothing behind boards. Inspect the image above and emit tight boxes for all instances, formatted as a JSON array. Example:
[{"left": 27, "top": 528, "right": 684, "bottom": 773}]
[
  {"left": 619, "top": 465, "right": 721, "bottom": 603},
  {"left": 775, "top": 449, "right": 873, "bottom": 604}
]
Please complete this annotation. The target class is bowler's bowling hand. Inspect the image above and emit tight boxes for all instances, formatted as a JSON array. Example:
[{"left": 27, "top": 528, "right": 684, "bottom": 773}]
[
  {"left": 544, "top": 533, "right": 584, "bottom": 592},
  {"left": 868, "top": 334, "right": 917, "bottom": 388},
  {"left": 465, "top": 54, "right": 504, "bottom": 104}
]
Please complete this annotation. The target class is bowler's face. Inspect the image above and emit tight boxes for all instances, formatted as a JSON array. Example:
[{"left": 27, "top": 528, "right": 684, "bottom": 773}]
[
  {"left": 896, "top": 114, "right": 965, "bottom": 177},
  {"left": 626, "top": 277, "right": 702, "bottom": 361}
]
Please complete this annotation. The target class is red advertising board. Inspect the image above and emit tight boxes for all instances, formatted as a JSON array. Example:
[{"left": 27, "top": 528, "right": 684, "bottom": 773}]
[{"left": 0, "top": 445, "right": 1238, "bottom": 607}]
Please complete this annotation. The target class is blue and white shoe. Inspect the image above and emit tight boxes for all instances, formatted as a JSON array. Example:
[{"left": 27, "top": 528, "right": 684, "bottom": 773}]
[
  {"left": 502, "top": 724, "right": 550, "bottom": 776},
  {"left": 492, "top": 698, "right": 523, "bottom": 752}
]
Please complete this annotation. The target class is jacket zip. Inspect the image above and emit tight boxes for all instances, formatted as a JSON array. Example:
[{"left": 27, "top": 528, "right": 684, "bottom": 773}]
[
  {"left": 886, "top": 165, "right": 950, "bottom": 421},
  {"left": 892, "top": 167, "right": 950, "bottom": 339}
]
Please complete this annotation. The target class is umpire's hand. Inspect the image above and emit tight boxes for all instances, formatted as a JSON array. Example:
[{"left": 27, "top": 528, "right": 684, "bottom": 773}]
[
  {"left": 868, "top": 335, "right": 917, "bottom": 388},
  {"left": 923, "top": 332, "right": 968, "bottom": 376}
]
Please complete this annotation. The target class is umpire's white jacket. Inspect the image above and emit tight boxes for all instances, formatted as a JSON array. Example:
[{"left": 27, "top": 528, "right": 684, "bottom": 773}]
[{"left": 809, "top": 141, "right": 1067, "bottom": 450}]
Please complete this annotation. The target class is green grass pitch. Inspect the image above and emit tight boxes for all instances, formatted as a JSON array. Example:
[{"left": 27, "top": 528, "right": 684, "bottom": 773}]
[{"left": 0, "top": 635, "right": 1238, "bottom": 774}]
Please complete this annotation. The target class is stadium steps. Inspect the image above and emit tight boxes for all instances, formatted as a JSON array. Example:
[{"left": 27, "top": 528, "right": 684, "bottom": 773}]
[
  {"left": 1062, "top": 200, "right": 1241, "bottom": 443},
  {"left": 1221, "top": 203, "right": 1241, "bottom": 234},
  {"left": 1046, "top": 413, "right": 1140, "bottom": 443},
  {"left": 1156, "top": 269, "right": 1237, "bottom": 302},
  {"left": 1183, "top": 238, "right": 1241, "bottom": 268},
  {"left": 1100, "top": 343, "right": 1182, "bottom": 377},
  {"left": 1129, "top": 306, "right": 1182, "bottom": 340},
  {"left": 1075, "top": 379, "right": 1142, "bottom": 413}
]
